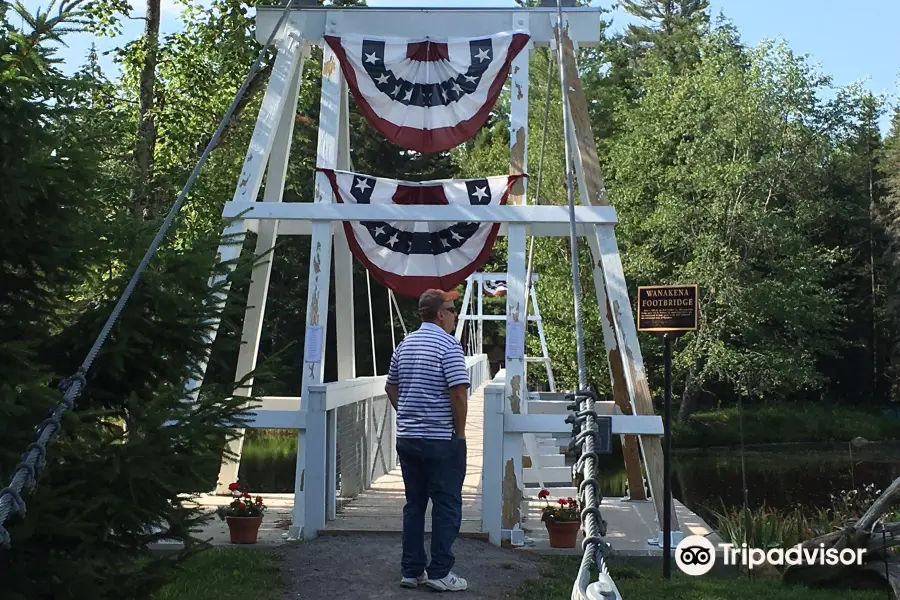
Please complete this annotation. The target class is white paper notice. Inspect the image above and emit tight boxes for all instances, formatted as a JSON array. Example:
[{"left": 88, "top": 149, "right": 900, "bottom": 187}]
[
  {"left": 505, "top": 320, "right": 525, "bottom": 360},
  {"left": 304, "top": 325, "right": 324, "bottom": 363}
]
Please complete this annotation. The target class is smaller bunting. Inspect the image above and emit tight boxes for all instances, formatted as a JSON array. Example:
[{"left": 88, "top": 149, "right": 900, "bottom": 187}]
[{"left": 318, "top": 168, "right": 523, "bottom": 298}]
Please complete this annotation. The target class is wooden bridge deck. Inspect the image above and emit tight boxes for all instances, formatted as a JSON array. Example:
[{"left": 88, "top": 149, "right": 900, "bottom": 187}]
[{"left": 319, "top": 384, "right": 487, "bottom": 537}]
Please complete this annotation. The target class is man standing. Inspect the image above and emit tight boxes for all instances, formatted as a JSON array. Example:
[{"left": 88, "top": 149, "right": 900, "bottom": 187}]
[{"left": 385, "top": 288, "right": 470, "bottom": 592}]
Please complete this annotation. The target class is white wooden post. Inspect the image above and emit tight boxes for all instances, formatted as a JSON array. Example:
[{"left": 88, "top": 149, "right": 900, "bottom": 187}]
[
  {"left": 181, "top": 24, "right": 305, "bottom": 417},
  {"left": 291, "top": 220, "right": 334, "bottom": 539},
  {"left": 509, "top": 11, "right": 530, "bottom": 208},
  {"left": 215, "top": 40, "right": 309, "bottom": 493},
  {"left": 530, "top": 283, "right": 556, "bottom": 392},
  {"left": 333, "top": 70, "right": 355, "bottom": 382},
  {"left": 501, "top": 224, "right": 528, "bottom": 537},
  {"left": 477, "top": 275, "right": 484, "bottom": 355},
  {"left": 290, "top": 31, "right": 345, "bottom": 539},
  {"left": 454, "top": 277, "right": 473, "bottom": 341},
  {"left": 302, "top": 387, "right": 328, "bottom": 539},
  {"left": 326, "top": 409, "right": 337, "bottom": 520},
  {"left": 481, "top": 383, "right": 504, "bottom": 545}
]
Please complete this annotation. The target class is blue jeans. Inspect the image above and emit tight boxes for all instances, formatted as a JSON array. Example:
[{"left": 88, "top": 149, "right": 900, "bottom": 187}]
[{"left": 396, "top": 435, "right": 467, "bottom": 580}]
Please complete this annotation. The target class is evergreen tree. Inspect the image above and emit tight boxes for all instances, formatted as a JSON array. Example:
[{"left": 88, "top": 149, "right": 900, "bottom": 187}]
[
  {"left": 0, "top": 3, "right": 269, "bottom": 598},
  {"left": 620, "top": 0, "right": 710, "bottom": 68}
]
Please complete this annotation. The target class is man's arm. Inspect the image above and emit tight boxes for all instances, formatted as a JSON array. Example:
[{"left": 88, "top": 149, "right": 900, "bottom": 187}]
[
  {"left": 448, "top": 384, "right": 468, "bottom": 439},
  {"left": 385, "top": 349, "right": 399, "bottom": 410},
  {"left": 385, "top": 383, "right": 399, "bottom": 411},
  {"left": 442, "top": 343, "right": 471, "bottom": 439}
]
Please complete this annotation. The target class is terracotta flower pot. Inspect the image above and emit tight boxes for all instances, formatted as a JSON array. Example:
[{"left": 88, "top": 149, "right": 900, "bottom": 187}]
[
  {"left": 225, "top": 515, "right": 263, "bottom": 544},
  {"left": 545, "top": 519, "right": 580, "bottom": 548}
]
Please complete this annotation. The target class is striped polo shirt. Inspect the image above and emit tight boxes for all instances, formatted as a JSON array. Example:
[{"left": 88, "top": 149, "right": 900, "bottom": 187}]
[{"left": 387, "top": 322, "right": 470, "bottom": 440}]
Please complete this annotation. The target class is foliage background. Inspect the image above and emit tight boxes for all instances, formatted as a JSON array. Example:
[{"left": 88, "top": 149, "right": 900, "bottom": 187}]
[{"left": 2, "top": 0, "right": 900, "bottom": 596}]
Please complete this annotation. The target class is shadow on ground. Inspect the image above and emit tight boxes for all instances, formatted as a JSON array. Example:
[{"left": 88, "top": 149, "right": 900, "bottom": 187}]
[{"left": 280, "top": 533, "right": 542, "bottom": 599}]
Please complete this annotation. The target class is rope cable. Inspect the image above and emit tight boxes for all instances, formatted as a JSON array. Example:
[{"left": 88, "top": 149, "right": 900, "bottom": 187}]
[
  {"left": 388, "top": 289, "right": 407, "bottom": 337},
  {"left": 524, "top": 46, "right": 554, "bottom": 322},
  {"left": 551, "top": 2, "right": 616, "bottom": 598},
  {"left": 388, "top": 288, "right": 397, "bottom": 351},
  {"left": 0, "top": 0, "right": 300, "bottom": 548},
  {"left": 366, "top": 269, "right": 377, "bottom": 375}
]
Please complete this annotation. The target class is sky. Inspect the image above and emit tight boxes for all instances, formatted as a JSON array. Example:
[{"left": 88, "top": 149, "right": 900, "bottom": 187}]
[{"left": 18, "top": 0, "right": 900, "bottom": 134}]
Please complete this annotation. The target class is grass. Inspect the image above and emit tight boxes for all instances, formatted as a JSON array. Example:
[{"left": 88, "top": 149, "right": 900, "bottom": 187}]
[
  {"left": 515, "top": 557, "right": 887, "bottom": 600},
  {"left": 150, "top": 548, "right": 284, "bottom": 600},
  {"left": 672, "top": 402, "right": 900, "bottom": 448}
]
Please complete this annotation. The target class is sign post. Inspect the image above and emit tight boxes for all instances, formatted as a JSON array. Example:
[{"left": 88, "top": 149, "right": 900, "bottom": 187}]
[{"left": 636, "top": 284, "right": 699, "bottom": 579}]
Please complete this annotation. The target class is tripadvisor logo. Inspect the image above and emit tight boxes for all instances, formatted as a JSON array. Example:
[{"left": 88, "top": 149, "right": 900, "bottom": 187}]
[{"left": 674, "top": 535, "right": 866, "bottom": 576}]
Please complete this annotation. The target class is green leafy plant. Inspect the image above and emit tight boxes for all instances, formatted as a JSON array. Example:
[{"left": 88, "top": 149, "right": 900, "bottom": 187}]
[
  {"left": 216, "top": 482, "right": 266, "bottom": 519},
  {"left": 217, "top": 482, "right": 267, "bottom": 519},
  {"left": 538, "top": 489, "right": 581, "bottom": 522}
]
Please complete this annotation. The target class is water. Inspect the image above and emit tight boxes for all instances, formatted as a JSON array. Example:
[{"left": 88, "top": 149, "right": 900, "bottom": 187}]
[{"left": 237, "top": 433, "right": 900, "bottom": 526}]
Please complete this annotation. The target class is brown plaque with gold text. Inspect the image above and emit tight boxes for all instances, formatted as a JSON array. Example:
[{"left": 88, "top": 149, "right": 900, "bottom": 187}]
[{"left": 636, "top": 285, "right": 698, "bottom": 333}]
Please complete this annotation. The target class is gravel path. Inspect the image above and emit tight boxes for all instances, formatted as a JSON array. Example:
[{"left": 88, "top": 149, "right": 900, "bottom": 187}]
[{"left": 280, "top": 534, "right": 544, "bottom": 599}]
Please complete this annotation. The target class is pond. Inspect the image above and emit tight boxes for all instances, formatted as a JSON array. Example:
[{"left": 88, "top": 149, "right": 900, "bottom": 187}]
[{"left": 236, "top": 432, "right": 900, "bottom": 526}]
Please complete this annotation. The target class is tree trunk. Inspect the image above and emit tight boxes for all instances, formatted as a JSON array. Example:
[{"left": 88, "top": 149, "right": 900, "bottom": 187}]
[
  {"left": 782, "top": 475, "right": 900, "bottom": 595},
  {"left": 132, "top": 0, "right": 161, "bottom": 220}
]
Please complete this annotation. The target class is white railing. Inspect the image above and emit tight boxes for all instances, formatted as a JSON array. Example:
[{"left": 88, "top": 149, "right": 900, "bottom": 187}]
[
  {"left": 481, "top": 370, "right": 663, "bottom": 546},
  {"left": 245, "top": 353, "right": 489, "bottom": 540}
]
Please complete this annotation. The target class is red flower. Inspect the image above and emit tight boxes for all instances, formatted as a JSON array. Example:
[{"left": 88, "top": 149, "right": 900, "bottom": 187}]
[
  {"left": 242, "top": 491, "right": 251, "bottom": 498},
  {"left": 228, "top": 482, "right": 240, "bottom": 492},
  {"left": 538, "top": 489, "right": 550, "bottom": 499},
  {"left": 558, "top": 498, "right": 568, "bottom": 505},
  {"left": 256, "top": 496, "right": 264, "bottom": 505},
  {"left": 567, "top": 497, "right": 576, "bottom": 505}
]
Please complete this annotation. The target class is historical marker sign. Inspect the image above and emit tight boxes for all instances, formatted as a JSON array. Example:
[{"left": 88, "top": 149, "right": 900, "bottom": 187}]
[{"left": 636, "top": 284, "right": 699, "bottom": 333}]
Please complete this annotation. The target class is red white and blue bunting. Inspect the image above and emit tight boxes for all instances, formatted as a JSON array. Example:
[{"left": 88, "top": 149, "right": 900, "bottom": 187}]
[
  {"left": 483, "top": 280, "right": 508, "bottom": 297},
  {"left": 323, "top": 31, "right": 530, "bottom": 153},
  {"left": 318, "top": 168, "right": 523, "bottom": 298}
]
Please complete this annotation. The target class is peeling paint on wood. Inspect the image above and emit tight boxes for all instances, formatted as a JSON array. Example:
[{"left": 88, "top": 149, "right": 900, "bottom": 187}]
[
  {"left": 310, "top": 290, "right": 320, "bottom": 326},
  {"left": 515, "top": 82, "right": 523, "bottom": 100},
  {"left": 508, "top": 375, "right": 521, "bottom": 414},
  {"left": 514, "top": 65, "right": 519, "bottom": 74},
  {"left": 509, "top": 127, "right": 526, "bottom": 201},
  {"left": 299, "top": 469, "right": 305, "bottom": 491},
  {"left": 323, "top": 56, "right": 336, "bottom": 78},
  {"left": 501, "top": 459, "right": 523, "bottom": 529}
]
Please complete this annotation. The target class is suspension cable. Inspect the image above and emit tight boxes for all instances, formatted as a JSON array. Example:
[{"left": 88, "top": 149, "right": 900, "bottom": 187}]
[
  {"left": 388, "top": 289, "right": 407, "bottom": 338},
  {"left": 366, "top": 269, "right": 377, "bottom": 375},
  {"left": 388, "top": 288, "right": 397, "bottom": 351},
  {"left": 553, "top": 2, "right": 617, "bottom": 598},
  {"left": 524, "top": 45, "right": 554, "bottom": 322},
  {"left": 0, "top": 0, "right": 300, "bottom": 549}
]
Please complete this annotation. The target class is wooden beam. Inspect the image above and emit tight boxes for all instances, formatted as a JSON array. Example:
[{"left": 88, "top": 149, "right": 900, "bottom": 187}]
[
  {"left": 508, "top": 13, "right": 530, "bottom": 206},
  {"left": 556, "top": 20, "right": 665, "bottom": 515},
  {"left": 254, "top": 6, "right": 606, "bottom": 47},
  {"left": 222, "top": 202, "right": 619, "bottom": 225},
  {"left": 504, "top": 414, "right": 664, "bottom": 436},
  {"left": 263, "top": 221, "right": 619, "bottom": 238},
  {"left": 501, "top": 224, "right": 528, "bottom": 530},
  {"left": 214, "top": 38, "right": 309, "bottom": 495}
]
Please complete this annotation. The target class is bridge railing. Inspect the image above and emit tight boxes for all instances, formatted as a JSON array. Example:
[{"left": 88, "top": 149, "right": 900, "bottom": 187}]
[
  {"left": 269, "top": 353, "right": 489, "bottom": 539},
  {"left": 481, "top": 371, "right": 663, "bottom": 545}
]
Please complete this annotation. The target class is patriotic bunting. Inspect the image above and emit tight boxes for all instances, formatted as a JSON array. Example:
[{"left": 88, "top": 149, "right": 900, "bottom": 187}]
[
  {"left": 324, "top": 31, "right": 530, "bottom": 153},
  {"left": 318, "top": 168, "right": 523, "bottom": 298},
  {"left": 483, "top": 280, "right": 508, "bottom": 297}
]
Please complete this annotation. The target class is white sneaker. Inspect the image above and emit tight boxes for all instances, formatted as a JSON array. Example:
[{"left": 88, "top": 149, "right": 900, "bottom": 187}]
[
  {"left": 426, "top": 572, "right": 468, "bottom": 592},
  {"left": 400, "top": 570, "right": 428, "bottom": 588}
]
